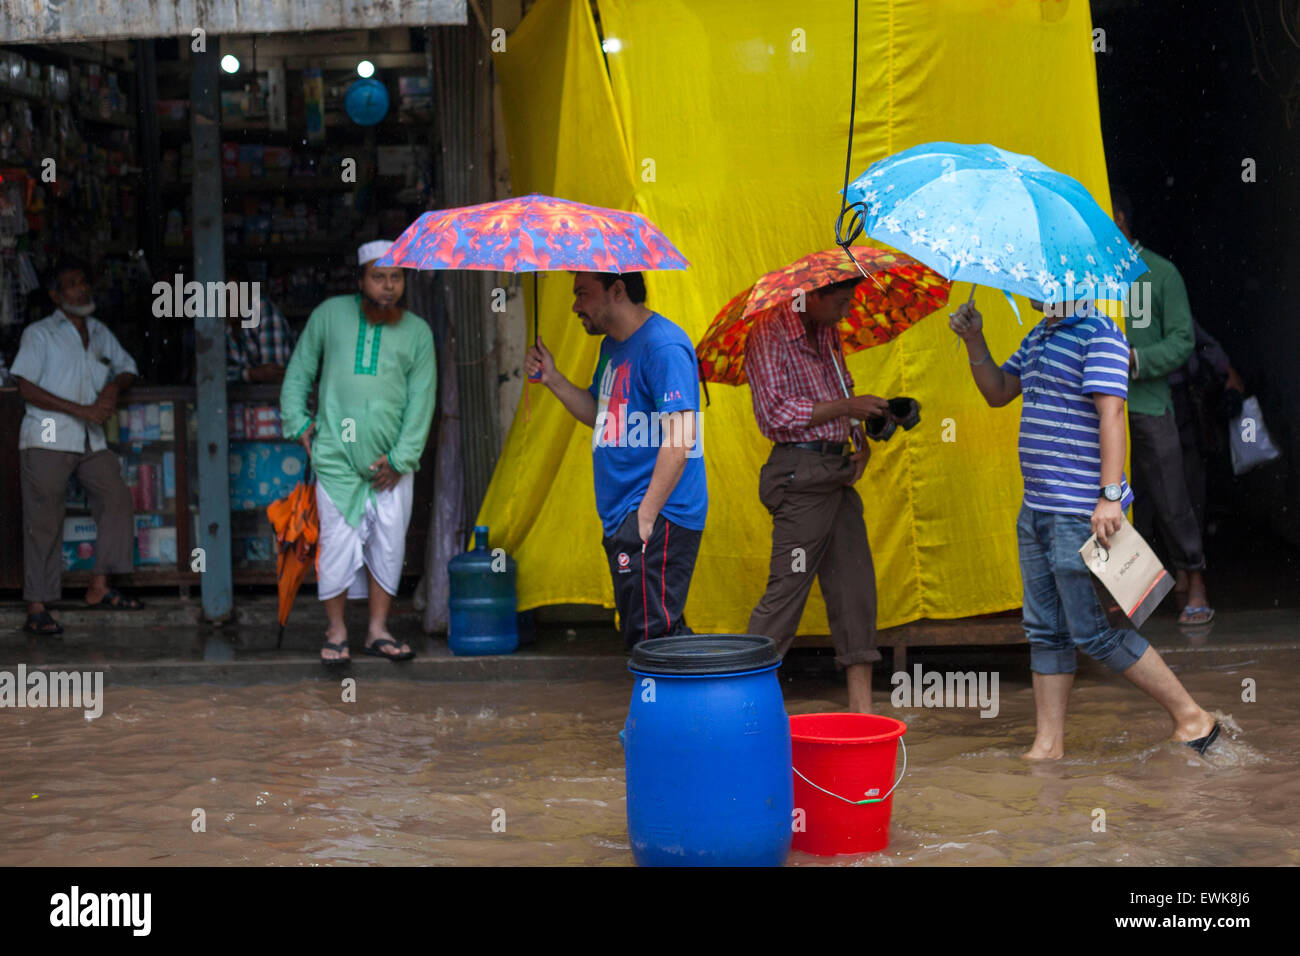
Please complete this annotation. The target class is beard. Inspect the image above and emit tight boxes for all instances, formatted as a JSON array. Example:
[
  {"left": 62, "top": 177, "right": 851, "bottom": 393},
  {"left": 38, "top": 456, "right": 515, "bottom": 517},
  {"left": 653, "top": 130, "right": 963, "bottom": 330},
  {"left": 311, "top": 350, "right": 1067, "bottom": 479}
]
[
  {"left": 61, "top": 299, "right": 96, "bottom": 317},
  {"left": 361, "top": 295, "right": 403, "bottom": 325}
]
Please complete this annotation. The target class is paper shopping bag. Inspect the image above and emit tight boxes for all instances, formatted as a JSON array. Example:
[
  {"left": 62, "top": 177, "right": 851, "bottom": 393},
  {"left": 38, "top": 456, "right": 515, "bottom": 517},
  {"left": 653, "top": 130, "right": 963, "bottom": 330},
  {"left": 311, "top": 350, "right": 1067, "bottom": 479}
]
[{"left": 1078, "top": 519, "right": 1173, "bottom": 630}]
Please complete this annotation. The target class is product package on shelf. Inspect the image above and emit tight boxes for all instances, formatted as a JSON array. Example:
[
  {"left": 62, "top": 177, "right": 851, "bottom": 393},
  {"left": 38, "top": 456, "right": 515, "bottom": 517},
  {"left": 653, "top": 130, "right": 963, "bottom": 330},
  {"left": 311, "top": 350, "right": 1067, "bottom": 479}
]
[
  {"left": 245, "top": 404, "right": 282, "bottom": 439},
  {"left": 134, "top": 514, "right": 177, "bottom": 567},
  {"left": 135, "top": 462, "right": 157, "bottom": 511},
  {"left": 62, "top": 516, "right": 97, "bottom": 571},
  {"left": 231, "top": 510, "right": 277, "bottom": 567},
  {"left": 163, "top": 451, "right": 176, "bottom": 500},
  {"left": 229, "top": 402, "right": 246, "bottom": 438},
  {"left": 159, "top": 401, "right": 175, "bottom": 441},
  {"left": 229, "top": 441, "right": 308, "bottom": 510}
]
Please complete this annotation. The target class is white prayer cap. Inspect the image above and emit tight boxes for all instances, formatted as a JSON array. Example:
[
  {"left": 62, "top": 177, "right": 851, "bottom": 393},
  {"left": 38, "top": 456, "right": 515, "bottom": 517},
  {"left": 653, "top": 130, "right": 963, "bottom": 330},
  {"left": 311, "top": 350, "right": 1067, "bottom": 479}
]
[{"left": 357, "top": 240, "right": 395, "bottom": 266}]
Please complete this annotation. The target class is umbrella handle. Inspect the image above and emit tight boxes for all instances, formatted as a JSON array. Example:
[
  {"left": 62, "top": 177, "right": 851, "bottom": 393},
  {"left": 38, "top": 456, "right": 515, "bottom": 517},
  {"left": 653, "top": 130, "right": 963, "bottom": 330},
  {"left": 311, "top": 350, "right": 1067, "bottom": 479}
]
[
  {"left": 951, "top": 284, "right": 978, "bottom": 350},
  {"left": 527, "top": 272, "right": 543, "bottom": 383}
]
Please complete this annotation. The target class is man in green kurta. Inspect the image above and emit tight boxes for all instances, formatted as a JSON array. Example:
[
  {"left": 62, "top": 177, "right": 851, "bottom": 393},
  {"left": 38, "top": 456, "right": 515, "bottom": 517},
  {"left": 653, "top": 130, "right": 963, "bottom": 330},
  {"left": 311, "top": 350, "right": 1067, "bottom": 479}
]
[
  {"left": 1113, "top": 193, "right": 1211, "bottom": 625},
  {"left": 281, "top": 240, "right": 436, "bottom": 665}
]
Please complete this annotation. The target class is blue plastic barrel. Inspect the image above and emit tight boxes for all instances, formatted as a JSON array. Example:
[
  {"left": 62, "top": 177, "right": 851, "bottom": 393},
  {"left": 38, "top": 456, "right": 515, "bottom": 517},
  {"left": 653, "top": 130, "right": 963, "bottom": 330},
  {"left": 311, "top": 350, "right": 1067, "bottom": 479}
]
[
  {"left": 447, "top": 525, "right": 519, "bottom": 656},
  {"left": 623, "top": 636, "right": 793, "bottom": 867}
]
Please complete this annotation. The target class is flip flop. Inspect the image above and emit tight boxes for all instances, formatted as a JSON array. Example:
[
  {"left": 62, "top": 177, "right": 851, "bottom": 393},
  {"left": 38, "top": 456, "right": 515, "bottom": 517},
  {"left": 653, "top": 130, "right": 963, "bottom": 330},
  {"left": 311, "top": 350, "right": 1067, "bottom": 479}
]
[
  {"left": 362, "top": 637, "right": 415, "bottom": 661},
  {"left": 1185, "top": 721, "right": 1221, "bottom": 756},
  {"left": 1178, "top": 605, "right": 1215, "bottom": 626},
  {"left": 320, "top": 636, "right": 351, "bottom": 669},
  {"left": 23, "top": 610, "right": 63, "bottom": 635},
  {"left": 85, "top": 588, "right": 144, "bottom": 611}
]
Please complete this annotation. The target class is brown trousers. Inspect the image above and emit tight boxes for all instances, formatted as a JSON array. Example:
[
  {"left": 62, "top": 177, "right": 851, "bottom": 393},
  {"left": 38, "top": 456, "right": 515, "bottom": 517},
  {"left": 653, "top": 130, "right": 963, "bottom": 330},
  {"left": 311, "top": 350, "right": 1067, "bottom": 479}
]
[
  {"left": 747, "top": 445, "right": 881, "bottom": 668},
  {"left": 20, "top": 447, "right": 134, "bottom": 602}
]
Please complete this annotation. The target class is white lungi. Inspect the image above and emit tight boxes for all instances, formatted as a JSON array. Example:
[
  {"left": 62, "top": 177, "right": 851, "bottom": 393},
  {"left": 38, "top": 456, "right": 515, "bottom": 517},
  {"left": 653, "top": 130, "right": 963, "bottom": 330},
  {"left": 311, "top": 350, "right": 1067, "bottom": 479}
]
[{"left": 315, "top": 473, "right": 415, "bottom": 600}]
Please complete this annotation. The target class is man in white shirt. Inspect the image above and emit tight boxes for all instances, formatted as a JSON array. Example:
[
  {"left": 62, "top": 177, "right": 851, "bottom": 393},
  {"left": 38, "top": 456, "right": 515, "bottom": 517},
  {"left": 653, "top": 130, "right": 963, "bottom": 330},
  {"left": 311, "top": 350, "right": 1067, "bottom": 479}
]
[{"left": 10, "top": 258, "right": 142, "bottom": 634}]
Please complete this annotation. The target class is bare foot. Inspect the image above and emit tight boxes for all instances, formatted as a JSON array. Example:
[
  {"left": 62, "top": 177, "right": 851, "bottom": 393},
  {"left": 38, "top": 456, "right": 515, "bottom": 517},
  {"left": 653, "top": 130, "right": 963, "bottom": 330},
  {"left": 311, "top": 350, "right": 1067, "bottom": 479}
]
[
  {"left": 1022, "top": 740, "right": 1064, "bottom": 760},
  {"left": 847, "top": 696, "right": 873, "bottom": 714},
  {"left": 1172, "top": 709, "right": 1216, "bottom": 744}
]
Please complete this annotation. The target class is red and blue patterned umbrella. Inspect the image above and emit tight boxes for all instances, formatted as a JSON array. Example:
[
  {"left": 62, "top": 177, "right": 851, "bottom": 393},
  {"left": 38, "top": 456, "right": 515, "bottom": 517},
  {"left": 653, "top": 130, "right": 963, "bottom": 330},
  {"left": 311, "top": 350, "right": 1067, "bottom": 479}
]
[
  {"left": 375, "top": 194, "right": 688, "bottom": 356},
  {"left": 376, "top": 193, "right": 688, "bottom": 274}
]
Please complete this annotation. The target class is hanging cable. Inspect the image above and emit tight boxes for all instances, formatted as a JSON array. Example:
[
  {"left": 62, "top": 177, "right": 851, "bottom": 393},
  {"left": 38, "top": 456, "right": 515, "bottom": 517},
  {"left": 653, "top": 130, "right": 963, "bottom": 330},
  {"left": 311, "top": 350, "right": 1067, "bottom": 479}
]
[{"left": 834, "top": 0, "right": 886, "bottom": 297}]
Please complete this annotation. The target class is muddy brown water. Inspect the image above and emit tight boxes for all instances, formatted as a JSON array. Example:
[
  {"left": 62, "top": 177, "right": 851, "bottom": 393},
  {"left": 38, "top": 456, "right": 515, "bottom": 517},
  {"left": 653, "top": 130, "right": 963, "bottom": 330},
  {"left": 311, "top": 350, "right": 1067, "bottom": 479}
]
[{"left": 0, "top": 658, "right": 1293, "bottom": 866}]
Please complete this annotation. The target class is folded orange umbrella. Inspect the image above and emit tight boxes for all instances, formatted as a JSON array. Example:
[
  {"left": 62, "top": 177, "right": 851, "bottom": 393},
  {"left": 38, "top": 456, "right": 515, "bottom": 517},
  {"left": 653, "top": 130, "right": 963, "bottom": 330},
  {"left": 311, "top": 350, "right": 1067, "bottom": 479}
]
[{"left": 267, "top": 478, "right": 319, "bottom": 648}]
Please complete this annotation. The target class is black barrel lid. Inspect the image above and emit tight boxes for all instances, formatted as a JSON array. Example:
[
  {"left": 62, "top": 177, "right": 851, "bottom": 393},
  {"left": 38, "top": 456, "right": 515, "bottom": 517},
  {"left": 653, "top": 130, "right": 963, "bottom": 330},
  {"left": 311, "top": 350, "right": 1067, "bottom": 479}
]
[{"left": 628, "top": 635, "right": 779, "bottom": 675}]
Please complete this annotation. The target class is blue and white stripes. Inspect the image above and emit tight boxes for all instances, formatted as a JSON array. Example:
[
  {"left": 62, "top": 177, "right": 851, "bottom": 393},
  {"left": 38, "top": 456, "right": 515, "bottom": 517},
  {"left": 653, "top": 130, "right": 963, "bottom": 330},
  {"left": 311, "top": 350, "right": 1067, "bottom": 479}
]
[{"left": 1002, "top": 311, "right": 1135, "bottom": 517}]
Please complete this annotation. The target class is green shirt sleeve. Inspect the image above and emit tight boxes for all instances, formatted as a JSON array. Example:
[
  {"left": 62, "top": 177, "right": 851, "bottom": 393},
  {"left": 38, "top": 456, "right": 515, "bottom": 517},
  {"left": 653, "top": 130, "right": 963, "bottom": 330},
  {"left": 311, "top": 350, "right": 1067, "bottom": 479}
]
[
  {"left": 387, "top": 323, "right": 437, "bottom": 474},
  {"left": 280, "top": 306, "right": 324, "bottom": 439},
  {"left": 1134, "top": 265, "right": 1194, "bottom": 380}
]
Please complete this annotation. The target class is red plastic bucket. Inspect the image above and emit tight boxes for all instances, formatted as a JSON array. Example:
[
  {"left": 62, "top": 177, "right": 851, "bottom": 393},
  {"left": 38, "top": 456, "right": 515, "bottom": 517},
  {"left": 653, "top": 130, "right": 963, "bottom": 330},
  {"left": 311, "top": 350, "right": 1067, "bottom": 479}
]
[{"left": 789, "top": 713, "right": 907, "bottom": 856}]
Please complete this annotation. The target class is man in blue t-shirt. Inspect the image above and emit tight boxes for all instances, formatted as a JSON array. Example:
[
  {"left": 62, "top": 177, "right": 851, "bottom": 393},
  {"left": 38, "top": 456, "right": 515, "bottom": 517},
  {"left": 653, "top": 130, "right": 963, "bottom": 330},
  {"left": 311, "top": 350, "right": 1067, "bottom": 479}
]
[
  {"left": 526, "top": 271, "right": 706, "bottom": 648},
  {"left": 950, "top": 294, "right": 1219, "bottom": 760}
]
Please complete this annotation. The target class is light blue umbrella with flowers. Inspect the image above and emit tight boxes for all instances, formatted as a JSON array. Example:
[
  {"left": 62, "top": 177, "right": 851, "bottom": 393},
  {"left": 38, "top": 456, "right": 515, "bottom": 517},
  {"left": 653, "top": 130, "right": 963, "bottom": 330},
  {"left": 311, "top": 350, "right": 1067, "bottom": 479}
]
[{"left": 840, "top": 142, "right": 1147, "bottom": 320}]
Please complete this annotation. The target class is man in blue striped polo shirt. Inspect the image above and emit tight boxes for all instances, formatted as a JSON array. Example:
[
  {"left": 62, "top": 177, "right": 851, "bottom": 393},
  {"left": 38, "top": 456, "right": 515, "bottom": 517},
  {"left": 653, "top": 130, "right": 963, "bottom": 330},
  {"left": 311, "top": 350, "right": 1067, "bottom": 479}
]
[{"left": 950, "top": 295, "right": 1219, "bottom": 760}]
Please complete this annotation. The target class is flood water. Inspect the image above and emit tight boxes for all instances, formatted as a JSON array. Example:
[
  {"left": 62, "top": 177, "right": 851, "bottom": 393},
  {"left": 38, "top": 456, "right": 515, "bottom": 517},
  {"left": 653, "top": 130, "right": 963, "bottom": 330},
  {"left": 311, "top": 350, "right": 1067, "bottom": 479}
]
[{"left": 1, "top": 656, "right": 1294, "bottom": 866}]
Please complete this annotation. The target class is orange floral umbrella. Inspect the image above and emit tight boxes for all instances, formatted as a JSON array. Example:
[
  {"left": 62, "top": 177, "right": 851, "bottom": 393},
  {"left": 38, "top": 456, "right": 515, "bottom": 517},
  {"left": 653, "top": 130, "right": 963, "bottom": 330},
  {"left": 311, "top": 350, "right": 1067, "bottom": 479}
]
[{"left": 696, "top": 246, "right": 951, "bottom": 386}]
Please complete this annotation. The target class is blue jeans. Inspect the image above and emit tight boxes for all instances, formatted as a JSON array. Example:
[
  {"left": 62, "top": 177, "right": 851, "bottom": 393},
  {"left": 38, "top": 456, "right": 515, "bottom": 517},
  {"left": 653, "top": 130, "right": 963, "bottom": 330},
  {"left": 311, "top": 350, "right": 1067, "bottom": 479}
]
[{"left": 1016, "top": 505, "right": 1150, "bottom": 675}]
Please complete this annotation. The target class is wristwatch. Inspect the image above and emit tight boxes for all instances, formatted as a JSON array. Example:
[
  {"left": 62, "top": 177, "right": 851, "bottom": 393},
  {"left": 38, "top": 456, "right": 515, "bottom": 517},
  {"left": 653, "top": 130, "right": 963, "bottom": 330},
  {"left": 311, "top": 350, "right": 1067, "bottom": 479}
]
[{"left": 1099, "top": 484, "right": 1122, "bottom": 502}]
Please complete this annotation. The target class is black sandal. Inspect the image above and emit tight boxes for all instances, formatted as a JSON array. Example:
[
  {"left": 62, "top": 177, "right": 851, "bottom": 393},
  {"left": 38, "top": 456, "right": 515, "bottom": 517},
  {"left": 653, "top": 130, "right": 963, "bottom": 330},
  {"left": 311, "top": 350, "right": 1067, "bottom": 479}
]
[
  {"left": 23, "top": 610, "right": 63, "bottom": 635},
  {"left": 86, "top": 588, "right": 144, "bottom": 611},
  {"left": 362, "top": 637, "right": 415, "bottom": 661},
  {"left": 321, "top": 636, "right": 351, "bottom": 669}
]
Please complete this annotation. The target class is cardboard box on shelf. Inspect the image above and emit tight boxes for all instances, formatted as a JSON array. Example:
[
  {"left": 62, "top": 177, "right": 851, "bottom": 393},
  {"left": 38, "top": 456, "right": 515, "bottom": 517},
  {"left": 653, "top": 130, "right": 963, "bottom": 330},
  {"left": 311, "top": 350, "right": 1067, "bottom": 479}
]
[{"left": 229, "top": 442, "right": 308, "bottom": 510}]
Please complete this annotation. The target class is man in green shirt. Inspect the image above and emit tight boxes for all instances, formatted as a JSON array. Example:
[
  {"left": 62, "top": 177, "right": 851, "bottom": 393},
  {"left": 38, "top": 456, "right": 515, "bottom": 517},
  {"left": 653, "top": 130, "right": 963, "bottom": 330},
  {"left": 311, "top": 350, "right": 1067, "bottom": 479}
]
[
  {"left": 1113, "top": 192, "right": 1211, "bottom": 625},
  {"left": 281, "top": 240, "right": 437, "bottom": 665}
]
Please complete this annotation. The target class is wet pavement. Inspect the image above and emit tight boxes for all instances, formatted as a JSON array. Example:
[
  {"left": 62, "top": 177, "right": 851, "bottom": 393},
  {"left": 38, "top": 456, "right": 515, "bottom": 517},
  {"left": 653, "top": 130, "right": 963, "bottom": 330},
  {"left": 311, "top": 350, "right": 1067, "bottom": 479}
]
[{"left": 1, "top": 600, "right": 1296, "bottom": 866}]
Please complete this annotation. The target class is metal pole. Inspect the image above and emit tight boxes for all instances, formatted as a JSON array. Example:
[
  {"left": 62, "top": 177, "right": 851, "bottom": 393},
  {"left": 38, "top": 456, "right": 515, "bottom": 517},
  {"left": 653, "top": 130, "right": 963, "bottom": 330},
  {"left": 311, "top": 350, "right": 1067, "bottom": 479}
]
[{"left": 191, "top": 38, "right": 232, "bottom": 621}]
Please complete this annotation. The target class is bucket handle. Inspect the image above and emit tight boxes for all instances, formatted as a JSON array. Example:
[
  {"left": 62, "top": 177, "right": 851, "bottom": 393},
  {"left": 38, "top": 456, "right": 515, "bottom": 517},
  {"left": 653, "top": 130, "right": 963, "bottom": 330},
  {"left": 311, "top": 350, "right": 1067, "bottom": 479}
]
[{"left": 792, "top": 738, "right": 907, "bottom": 805}]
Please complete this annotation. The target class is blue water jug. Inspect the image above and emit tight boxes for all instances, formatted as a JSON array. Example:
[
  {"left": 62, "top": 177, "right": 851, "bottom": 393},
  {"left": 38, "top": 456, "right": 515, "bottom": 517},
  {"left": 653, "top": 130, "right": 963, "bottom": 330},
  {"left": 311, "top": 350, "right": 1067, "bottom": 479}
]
[
  {"left": 623, "top": 636, "right": 793, "bottom": 866},
  {"left": 447, "top": 525, "right": 519, "bottom": 656}
]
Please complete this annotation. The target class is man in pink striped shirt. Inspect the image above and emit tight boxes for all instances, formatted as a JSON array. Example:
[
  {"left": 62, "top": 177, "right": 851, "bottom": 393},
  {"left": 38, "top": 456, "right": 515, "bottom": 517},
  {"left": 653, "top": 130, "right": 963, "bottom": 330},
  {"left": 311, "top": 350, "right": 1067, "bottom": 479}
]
[{"left": 744, "top": 278, "right": 887, "bottom": 712}]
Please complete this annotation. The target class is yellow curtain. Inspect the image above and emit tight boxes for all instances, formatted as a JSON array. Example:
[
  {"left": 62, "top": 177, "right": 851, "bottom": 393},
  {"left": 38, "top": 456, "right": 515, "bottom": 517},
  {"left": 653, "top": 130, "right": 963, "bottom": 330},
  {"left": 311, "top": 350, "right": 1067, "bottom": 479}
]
[{"left": 484, "top": 0, "right": 1113, "bottom": 632}]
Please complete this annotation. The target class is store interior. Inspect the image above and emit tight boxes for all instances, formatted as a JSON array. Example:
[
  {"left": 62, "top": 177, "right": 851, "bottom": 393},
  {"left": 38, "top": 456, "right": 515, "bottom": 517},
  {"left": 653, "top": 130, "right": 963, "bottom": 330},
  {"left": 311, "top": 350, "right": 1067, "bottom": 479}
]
[{"left": 0, "top": 28, "right": 441, "bottom": 594}]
